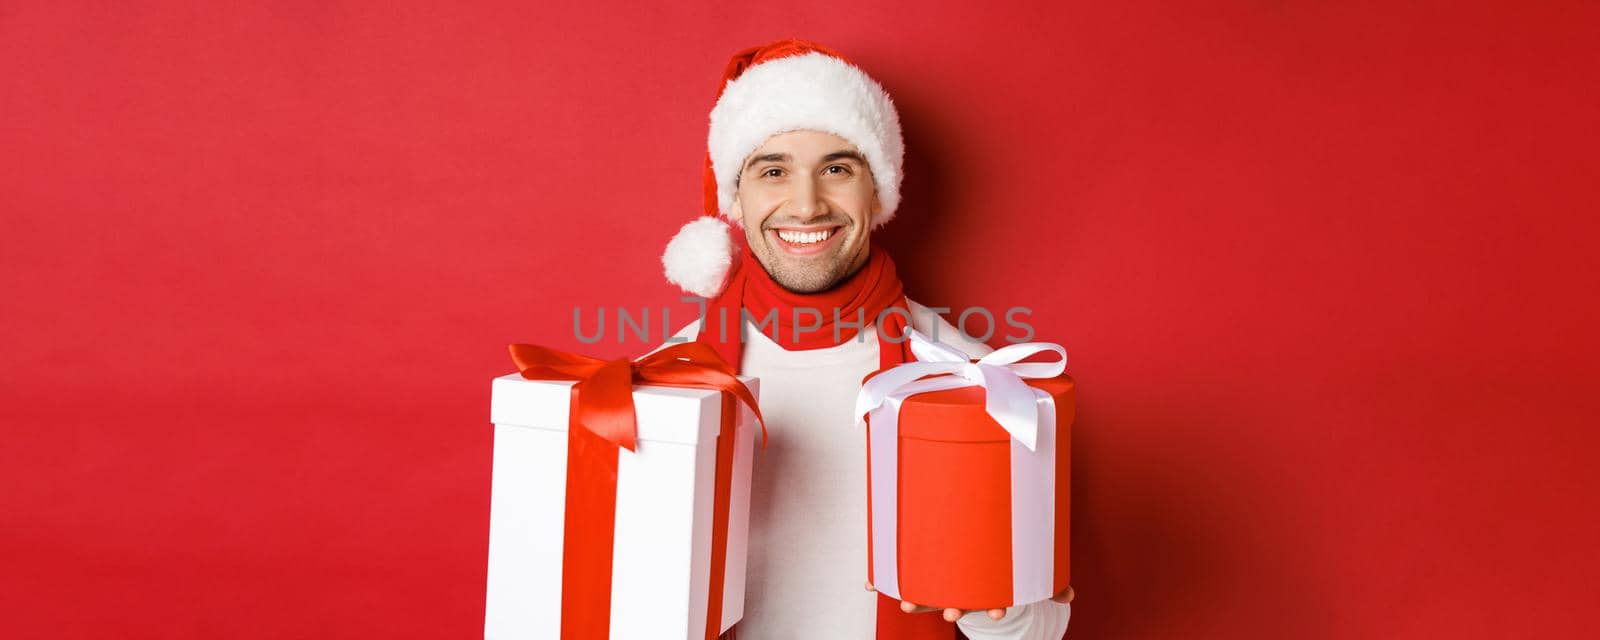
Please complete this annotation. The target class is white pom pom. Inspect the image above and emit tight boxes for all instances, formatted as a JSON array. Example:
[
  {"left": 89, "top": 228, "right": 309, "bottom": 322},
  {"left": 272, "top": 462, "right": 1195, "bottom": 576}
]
[{"left": 662, "top": 216, "right": 734, "bottom": 298}]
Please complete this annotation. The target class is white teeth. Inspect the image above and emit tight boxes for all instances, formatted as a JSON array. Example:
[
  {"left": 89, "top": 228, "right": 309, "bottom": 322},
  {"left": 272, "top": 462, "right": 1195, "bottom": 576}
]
[{"left": 777, "top": 229, "right": 835, "bottom": 244}]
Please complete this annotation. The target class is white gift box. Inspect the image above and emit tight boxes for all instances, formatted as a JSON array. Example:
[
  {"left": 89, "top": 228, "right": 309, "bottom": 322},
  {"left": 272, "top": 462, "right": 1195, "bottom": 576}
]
[{"left": 485, "top": 372, "right": 760, "bottom": 640}]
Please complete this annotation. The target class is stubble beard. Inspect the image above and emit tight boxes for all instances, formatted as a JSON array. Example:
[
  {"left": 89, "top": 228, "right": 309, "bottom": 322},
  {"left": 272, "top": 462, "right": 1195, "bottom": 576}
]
[{"left": 747, "top": 221, "right": 865, "bottom": 294}]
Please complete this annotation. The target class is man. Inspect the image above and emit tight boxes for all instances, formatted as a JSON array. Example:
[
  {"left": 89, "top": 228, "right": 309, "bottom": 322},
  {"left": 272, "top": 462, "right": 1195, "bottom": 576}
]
[{"left": 656, "top": 39, "right": 1074, "bottom": 639}]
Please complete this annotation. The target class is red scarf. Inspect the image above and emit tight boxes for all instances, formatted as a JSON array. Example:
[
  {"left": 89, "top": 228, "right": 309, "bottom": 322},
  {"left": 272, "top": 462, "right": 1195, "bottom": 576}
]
[
  {"left": 697, "top": 243, "right": 914, "bottom": 370},
  {"left": 698, "top": 244, "right": 964, "bottom": 640}
]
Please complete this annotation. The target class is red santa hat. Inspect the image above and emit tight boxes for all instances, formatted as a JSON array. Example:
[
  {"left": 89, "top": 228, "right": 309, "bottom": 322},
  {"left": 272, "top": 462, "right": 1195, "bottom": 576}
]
[{"left": 661, "top": 38, "right": 905, "bottom": 298}]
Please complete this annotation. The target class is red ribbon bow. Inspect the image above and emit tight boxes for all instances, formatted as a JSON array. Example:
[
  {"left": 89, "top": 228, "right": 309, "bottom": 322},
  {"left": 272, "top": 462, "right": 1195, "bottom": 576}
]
[{"left": 508, "top": 341, "right": 767, "bottom": 452}]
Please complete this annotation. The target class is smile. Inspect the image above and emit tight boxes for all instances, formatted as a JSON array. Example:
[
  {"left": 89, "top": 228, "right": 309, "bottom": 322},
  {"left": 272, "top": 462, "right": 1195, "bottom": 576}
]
[{"left": 769, "top": 225, "right": 843, "bottom": 255}]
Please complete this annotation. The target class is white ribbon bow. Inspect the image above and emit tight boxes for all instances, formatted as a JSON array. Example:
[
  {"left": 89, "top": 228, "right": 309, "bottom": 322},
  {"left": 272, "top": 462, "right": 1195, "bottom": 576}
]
[{"left": 854, "top": 329, "right": 1068, "bottom": 451}]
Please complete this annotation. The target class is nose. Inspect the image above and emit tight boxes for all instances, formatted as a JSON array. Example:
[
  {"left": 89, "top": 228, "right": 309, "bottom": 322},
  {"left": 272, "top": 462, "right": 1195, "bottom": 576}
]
[{"left": 787, "top": 173, "right": 829, "bottom": 220}]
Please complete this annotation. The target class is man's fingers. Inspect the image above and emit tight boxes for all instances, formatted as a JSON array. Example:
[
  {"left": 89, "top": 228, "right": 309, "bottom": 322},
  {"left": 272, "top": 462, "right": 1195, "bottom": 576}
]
[
  {"left": 864, "top": 580, "right": 875, "bottom": 592},
  {"left": 902, "top": 600, "right": 1008, "bottom": 621},
  {"left": 1051, "top": 585, "right": 1075, "bottom": 604},
  {"left": 893, "top": 596, "right": 1019, "bottom": 622},
  {"left": 939, "top": 607, "right": 1005, "bottom": 622}
]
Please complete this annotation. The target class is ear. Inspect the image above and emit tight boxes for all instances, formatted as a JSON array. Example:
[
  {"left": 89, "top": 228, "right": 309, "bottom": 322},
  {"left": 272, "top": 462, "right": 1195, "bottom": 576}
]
[{"left": 729, "top": 191, "right": 746, "bottom": 228}]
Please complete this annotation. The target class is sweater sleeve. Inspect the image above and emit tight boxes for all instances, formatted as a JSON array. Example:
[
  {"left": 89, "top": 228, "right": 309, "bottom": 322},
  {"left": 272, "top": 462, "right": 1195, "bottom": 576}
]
[
  {"left": 643, "top": 318, "right": 703, "bottom": 357},
  {"left": 955, "top": 600, "right": 1071, "bottom": 640},
  {"left": 905, "top": 299, "right": 995, "bottom": 357}
]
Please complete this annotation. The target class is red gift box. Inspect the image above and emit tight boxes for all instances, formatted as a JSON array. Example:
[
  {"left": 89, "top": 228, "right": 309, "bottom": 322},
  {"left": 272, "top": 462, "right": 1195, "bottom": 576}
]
[{"left": 856, "top": 331, "right": 1074, "bottom": 610}]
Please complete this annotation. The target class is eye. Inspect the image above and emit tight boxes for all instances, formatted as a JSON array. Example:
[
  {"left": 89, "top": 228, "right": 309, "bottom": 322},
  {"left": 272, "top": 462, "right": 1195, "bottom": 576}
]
[
  {"left": 762, "top": 167, "right": 784, "bottom": 178},
  {"left": 825, "top": 165, "right": 851, "bottom": 175}
]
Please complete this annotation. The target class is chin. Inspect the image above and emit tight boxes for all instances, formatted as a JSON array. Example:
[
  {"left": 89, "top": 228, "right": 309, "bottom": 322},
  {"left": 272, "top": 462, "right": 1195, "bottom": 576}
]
[{"left": 771, "top": 259, "right": 849, "bottom": 293}]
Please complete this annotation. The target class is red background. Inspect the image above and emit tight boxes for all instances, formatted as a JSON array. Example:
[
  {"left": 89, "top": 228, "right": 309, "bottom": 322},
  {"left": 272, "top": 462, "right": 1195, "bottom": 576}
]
[{"left": 4, "top": 2, "right": 1596, "bottom": 637}]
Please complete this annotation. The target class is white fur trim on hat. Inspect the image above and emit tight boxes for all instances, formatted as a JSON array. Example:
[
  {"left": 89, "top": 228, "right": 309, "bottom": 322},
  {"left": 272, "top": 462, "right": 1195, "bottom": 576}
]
[
  {"left": 662, "top": 216, "right": 734, "bottom": 298},
  {"left": 708, "top": 51, "right": 904, "bottom": 228}
]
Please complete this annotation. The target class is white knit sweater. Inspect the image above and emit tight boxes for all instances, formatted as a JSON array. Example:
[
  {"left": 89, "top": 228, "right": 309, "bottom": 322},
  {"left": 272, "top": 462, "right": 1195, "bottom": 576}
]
[{"left": 659, "top": 299, "right": 1071, "bottom": 639}]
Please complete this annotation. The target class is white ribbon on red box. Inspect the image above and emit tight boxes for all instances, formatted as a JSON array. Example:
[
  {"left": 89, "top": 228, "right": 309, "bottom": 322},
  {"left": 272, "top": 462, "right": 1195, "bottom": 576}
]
[{"left": 853, "top": 329, "right": 1068, "bottom": 604}]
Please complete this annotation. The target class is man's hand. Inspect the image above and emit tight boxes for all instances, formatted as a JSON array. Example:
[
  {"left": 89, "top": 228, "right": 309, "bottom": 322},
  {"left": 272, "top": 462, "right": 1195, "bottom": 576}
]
[{"left": 865, "top": 581, "right": 1075, "bottom": 622}]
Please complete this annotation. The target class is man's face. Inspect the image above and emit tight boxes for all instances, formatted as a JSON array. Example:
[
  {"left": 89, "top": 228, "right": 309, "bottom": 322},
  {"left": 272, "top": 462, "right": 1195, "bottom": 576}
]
[{"left": 731, "top": 129, "right": 880, "bottom": 293}]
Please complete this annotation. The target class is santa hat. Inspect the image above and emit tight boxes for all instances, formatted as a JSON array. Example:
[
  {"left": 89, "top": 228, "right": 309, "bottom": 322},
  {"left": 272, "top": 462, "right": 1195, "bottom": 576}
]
[{"left": 661, "top": 38, "right": 905, "bottom": 298}]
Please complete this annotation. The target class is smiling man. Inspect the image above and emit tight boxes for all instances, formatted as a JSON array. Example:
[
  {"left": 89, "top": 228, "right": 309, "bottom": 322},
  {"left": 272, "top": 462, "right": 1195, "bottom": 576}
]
[
  {"left": 657, "top": 39, "right": 1073, "bottom": 639},
  {"left": 736, "top": 140, "right": 873, "bottom": 293}
]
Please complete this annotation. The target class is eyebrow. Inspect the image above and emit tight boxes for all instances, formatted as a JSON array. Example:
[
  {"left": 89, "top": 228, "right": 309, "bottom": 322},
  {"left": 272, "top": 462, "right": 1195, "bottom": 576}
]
[{"left": 743, "top": 150, "right": 867, "bottom": 173}]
